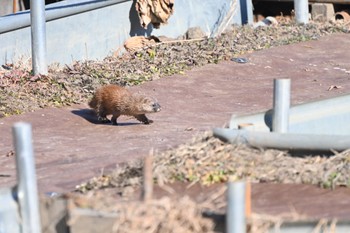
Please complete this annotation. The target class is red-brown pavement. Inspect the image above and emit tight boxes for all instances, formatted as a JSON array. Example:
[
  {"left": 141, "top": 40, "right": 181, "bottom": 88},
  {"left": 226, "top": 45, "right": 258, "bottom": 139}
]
[{"left": 1, "top": 34, "right": 350, "bottom": 217}]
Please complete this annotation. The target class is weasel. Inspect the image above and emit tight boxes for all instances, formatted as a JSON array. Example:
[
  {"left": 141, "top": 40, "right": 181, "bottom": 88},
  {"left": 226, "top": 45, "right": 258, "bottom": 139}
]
[{"left": 89, "top": 84, "right": 161, "bottom": 125}]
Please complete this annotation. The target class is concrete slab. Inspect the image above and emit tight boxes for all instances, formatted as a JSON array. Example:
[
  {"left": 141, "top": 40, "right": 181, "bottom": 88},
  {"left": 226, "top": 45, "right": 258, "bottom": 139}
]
[{"left": 1, "top": 34, "right": 350, "bottom": 194}]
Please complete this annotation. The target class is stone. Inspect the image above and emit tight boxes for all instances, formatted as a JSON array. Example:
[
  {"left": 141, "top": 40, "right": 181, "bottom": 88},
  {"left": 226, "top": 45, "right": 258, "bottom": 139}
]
[{"left": 311, "top": 3, "right": 335, "bottom": 22}]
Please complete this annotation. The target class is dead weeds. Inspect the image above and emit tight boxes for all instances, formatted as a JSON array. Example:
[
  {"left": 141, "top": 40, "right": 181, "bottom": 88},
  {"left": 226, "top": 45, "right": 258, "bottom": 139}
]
[
  {"left": 72, "top": 132, "right": 350, "bottom": 232},
  {"left": 1, "top": 21, "right": 349, "bottom": 116},
  {"left": 76, "top": 132, "right": 350, "bottom": 193}
]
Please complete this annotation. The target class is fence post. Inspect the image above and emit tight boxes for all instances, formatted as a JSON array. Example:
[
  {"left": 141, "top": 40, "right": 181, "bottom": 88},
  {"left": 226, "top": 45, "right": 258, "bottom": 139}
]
[
  {"left": 272, "top": 79, "right": 291, "bottom": 133},
  {"left": 30, "top": 0, "right": 48, "bottom": 75},
  {"left": 13, "top": 122, "right": 42, "bottom": 233},
  {"left": 294, "top": 0, "right": 309, "bottom": 24},
  {"left": 240, "top": 0, "right": 253, "bottom": 25},
  {"left": 226, "top": 181, "right": 246, "bottom": 233}
]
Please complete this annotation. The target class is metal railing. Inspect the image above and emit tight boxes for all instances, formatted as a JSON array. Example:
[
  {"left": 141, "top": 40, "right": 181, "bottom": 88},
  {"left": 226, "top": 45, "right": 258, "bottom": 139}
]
[
  {"left": 0, "top": 0, "right": 130, "bottom": 75},
  {"left": 0, "top": 0, "right": 130, "bottom": 34}
]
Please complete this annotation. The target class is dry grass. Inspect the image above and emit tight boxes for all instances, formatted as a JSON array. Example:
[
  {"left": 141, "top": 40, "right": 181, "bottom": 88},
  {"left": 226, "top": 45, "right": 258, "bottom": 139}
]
[
  {"left": 76, "top": 132, "right": 350, "bottom": 194},
  {"left": 1, "top": 21, "right": 349, "bottom": 116}
]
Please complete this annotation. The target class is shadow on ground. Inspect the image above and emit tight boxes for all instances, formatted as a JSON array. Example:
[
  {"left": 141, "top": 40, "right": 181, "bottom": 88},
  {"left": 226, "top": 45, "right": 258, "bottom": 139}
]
[{"left": 71, "top": 109, "right": 141, "bottom": 126}]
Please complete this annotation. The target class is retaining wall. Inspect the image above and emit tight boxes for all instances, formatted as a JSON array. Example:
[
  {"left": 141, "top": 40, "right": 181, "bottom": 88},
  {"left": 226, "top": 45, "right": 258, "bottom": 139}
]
[{"left": 0, "top": 0, "right": 242, "bottom": 66}]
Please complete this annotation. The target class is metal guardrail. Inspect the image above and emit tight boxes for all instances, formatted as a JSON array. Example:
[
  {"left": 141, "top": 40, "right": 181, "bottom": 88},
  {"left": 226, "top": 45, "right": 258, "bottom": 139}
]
[
  {"left": 0, "top": 0, "right": 130, "bottom": 75},
  {"left": 0, "top": 0, "right": 130, "bottom": 34},
  {"left": 213, "top": 77, "right": 350, "bottom": 151}
]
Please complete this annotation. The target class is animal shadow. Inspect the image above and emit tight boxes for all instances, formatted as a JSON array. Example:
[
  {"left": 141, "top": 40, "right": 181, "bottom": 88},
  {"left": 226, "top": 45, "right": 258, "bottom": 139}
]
[{"left": 71, "top": 109, "right": 141, "bottom": 126}]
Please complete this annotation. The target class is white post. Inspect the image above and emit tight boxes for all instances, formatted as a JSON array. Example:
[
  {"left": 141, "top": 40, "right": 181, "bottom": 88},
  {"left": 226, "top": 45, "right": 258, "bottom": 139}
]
[
  {"left": 272, "top": 79, "right": 291, "bottom": 133},
  {"left": 30, "top": 0, "right": 48, "bottom": 75},
  {"left": 226, "top": 181, "right": 246, "bottom": 233},
  {"left": 294, "top": 0, "right": 309, "bottom": 24},
  {"left": 13, "top": 122, "right": 42, "bottom": 233}
]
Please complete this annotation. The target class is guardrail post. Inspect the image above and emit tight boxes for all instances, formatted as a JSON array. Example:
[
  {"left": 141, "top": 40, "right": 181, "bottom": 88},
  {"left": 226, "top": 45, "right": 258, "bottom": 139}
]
[
  {"left": 272, "top": 79, "right": 291, "bottom": 133},
  {"left": 240, "top": 0, "right": 253, "bottom": 25},
  {"left": 13, "top": 122, "right": 42, "bottom": 233},
  {"left": 30, "top": 0, "right": 48, "bottom": 75},
  {"left": 226, "top": 181, "right": 246, "bottom": 233},
  {"left": 294, "top": 0, "right": 309, "bottom": 24}
]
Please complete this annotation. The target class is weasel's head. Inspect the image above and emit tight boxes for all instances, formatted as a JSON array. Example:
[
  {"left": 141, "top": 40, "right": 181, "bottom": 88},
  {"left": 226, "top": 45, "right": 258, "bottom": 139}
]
[{"left": 139, "top": 97, "right": 161, "bottom": 114}]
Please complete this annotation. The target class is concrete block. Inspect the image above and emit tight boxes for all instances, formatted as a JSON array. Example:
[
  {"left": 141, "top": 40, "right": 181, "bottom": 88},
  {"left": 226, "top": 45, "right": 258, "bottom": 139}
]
[{"left": 311, "top": 3, "right": 335, "bottom": 21}]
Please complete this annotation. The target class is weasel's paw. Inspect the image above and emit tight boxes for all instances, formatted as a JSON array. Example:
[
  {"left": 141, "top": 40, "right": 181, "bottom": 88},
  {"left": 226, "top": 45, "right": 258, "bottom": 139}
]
[
  {"left": 98, "top": 116, "right": 111, "bottom": 123},
  {"left": 144, "top": 119, "right": 153, "bottom": 124}
]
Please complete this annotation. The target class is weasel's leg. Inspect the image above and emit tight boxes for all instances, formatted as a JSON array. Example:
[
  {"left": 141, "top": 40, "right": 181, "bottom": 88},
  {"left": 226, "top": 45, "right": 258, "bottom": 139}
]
[
  {"left": 111, "top": 113, "right": 121, "bottom": 125},
  {"left": 96, "top": 111, "right": 111, "bottom": 123},
  {"left": 97, "top": 112, "right": 110, "bottom": 123},
  {"left": 96, "top": 105, "right": 111, "bottom": 123},
  {"left": 97, "top": 116, "right": 111, "bottom": 123},
  {"left": 135, "top": 114, "right": 153, "bottom": 124}
]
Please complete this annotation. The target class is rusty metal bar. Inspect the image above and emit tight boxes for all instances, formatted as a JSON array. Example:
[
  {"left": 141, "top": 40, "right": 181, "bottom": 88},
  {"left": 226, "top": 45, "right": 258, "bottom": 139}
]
[
  {"left": 141, "top": 153, "right": 153, "bottom": 202},
  {"left": 13, "top": 0, "right": 17, "bottom": 13}
]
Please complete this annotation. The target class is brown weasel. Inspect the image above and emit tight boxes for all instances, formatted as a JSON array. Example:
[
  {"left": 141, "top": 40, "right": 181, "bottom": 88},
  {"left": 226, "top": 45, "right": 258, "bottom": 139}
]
[{"left": 89, "top": 84, "right": 161, "bottom": 125}]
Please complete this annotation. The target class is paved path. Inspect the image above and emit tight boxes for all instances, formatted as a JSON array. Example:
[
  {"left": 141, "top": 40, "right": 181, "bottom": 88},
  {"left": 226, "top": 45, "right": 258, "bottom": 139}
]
[{"left": 1, "top": 34, "right": 350, "bottom": 194}]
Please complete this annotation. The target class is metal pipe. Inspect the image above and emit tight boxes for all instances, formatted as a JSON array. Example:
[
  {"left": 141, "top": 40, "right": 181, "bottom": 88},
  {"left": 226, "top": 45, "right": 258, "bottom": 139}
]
[
  {"left": 30, "top": 0, "right": 48, "bottom": 75},
  {"left": 294, "top": 0, "right": 309, "bottom": 24},
  {"left": 0, "top": 0, "right": 131, "bottom": 34},
  {"left": 226, "top": 181, "right": 246, "bottom": 233},
  {"left": 13, "top": 122, "right": 42, "bottom": 233},
  {"left": 272, "top": 79, "right": 290, "bottom": 133},
  {"left": 240, "top": 0, "right": 254, "bottom": 25},
  {"left": 213, "top": 128, "right": 350, "bottom": 151},
  {"left": 229, "top": 94, "right": 350, "bottom": 136},
  {"left": 335, "top": 11, "right": 350, "bottom": 21}
]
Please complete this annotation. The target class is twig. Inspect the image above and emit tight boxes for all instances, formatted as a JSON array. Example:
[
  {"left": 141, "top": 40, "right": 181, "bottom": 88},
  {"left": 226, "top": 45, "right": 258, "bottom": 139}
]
[{"left": 141, "top": 150, "right": 154, "bottom": 202}]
